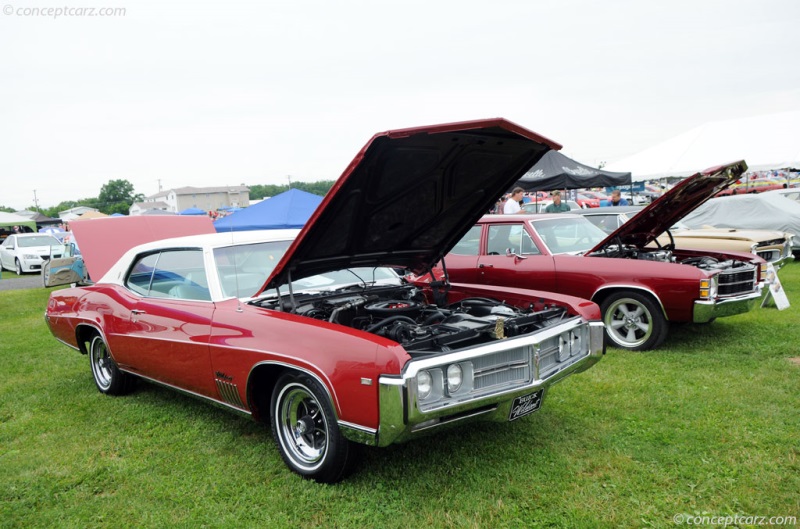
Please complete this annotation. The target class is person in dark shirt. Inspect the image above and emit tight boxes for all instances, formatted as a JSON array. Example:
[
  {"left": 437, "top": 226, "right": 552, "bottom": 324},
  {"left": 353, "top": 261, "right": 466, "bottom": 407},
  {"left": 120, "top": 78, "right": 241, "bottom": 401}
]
[{"left": 544, "top": 191, "right": 571, "bottom": 213}]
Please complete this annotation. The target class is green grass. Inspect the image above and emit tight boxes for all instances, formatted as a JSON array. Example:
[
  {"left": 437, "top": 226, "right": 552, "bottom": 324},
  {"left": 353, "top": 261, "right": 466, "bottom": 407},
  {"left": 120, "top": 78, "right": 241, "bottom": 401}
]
[
  {"left": 1, "top": 267, "right": 799, "bottom": 528},
  {"left": 1, "top": 269, "right": 25, "bottom": 279}
]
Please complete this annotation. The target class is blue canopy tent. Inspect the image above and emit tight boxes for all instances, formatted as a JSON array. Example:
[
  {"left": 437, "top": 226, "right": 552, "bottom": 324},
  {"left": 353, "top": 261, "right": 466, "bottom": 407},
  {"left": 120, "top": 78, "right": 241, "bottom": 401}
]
[
  {"left": 214, "top": 188, "right": 323, "bottom": 232},
  {"left": 179, "top": 207, "right": 207, "bottom": 216}
]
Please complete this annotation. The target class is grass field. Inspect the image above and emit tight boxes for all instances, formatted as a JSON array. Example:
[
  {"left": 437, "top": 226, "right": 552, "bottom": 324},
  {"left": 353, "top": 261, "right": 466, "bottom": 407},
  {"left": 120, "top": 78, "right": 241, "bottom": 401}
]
[{"left": 1, "top": 265, "right": 799, "bottom": 528}]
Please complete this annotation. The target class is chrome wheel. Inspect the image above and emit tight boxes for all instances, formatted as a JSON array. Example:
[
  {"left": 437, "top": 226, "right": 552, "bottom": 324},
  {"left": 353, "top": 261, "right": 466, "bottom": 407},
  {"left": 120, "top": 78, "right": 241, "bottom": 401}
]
[
  {"left": 88, "top": 334, "right": 135, "bottom": 395},
  {"left": 90, "top": 336, "right": 114, "bottom": 391},
  {"left": 270, "top": 374, "right": 358, "bottom": 482},
  {"left": 601, "top": 291, "right": 668, "bottom": 351},
  {"left": 275, "top": 382, "right": 329, "bottom": 471}
]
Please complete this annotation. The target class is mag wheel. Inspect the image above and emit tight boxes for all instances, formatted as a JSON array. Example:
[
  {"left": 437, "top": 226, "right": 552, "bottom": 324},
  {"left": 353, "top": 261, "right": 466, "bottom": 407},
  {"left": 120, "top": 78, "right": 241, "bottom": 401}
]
[
  {"left": 270, "top": 374, "right": 358, "bottom": 483},
  {"left": 89, "top": 335, "right": 135, "bottom": 395},
  {"left": 601, "top": 292, "right": 668, "bottom": 351},
  {"left": 15, "top": 259, "right": 22, "bottom": 275}
]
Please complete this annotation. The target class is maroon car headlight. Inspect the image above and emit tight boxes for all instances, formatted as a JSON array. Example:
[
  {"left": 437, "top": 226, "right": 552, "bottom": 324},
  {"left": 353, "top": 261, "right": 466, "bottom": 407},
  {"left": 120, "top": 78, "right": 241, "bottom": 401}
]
[{"left": 416, "top": 370, "right": 434, "bottom": 400}]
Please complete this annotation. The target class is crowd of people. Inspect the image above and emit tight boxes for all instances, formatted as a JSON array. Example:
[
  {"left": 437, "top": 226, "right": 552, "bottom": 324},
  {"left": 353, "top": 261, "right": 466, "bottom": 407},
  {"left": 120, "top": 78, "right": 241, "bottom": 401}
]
[{"left": 493, "top": 188, "right": 629, "bottom": 214}]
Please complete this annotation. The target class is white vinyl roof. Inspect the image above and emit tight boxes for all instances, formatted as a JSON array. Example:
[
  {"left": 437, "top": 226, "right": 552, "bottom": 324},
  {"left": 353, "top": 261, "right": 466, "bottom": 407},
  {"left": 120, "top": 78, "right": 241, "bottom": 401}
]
[{"left": 605, "top": 111, "right": 800, "bottom": 181}]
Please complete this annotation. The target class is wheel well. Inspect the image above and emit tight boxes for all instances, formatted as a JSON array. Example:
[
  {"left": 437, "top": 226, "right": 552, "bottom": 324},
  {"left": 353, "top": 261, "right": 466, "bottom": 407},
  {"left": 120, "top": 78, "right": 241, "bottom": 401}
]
[
  {"left": 247, "top": 364, "right": 288, "bottom": 425},
  {"left": 591, "top": 287, "right": 668, "bottom": 320},
  {"left": 75, "top": 324, "right": 100, "bottom": 355}
]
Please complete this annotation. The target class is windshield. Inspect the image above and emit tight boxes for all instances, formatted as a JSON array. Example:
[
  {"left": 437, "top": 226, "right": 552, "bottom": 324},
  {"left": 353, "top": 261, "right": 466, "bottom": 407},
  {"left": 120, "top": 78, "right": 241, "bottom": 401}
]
[
  {"left": 18, "top": 236, "right": 62, "bottom": 248},
  {"left": 530, "top": 217, "right": 608, "bottom": 254},
  {"left": 213, "top": 241, "right": 400, "bottom": 298}
]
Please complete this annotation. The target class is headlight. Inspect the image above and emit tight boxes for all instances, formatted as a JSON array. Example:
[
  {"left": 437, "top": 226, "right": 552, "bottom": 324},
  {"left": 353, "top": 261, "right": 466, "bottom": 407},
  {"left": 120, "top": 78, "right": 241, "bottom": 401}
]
[
  {"left": 446, "top": 364, "right": 463, "bottom": 393},
  {"left": 23, "top": 254, "right": 38, "bottom": 260},
  {"left": 416, "top": 370, "right": 433, "bottom": 400}
]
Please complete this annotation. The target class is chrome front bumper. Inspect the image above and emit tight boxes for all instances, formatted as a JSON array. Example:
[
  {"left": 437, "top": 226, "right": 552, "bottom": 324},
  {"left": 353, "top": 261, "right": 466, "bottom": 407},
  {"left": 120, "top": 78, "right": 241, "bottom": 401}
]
[
  {"left": 367, "top": 320, "right": 604, "bottom": 448},
  {"left": 692, "top": 288, "right": 763, "bottom": 323}
]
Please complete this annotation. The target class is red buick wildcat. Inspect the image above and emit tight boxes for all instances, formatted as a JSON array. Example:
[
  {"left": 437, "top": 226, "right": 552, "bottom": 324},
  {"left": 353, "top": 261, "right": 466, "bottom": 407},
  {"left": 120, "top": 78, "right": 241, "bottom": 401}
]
[
  {"left": 433, "top": 162, "right": 765, "bottom": 351},
  {"left": 45, "top": 119, "right": 605, "bottom": 482}
]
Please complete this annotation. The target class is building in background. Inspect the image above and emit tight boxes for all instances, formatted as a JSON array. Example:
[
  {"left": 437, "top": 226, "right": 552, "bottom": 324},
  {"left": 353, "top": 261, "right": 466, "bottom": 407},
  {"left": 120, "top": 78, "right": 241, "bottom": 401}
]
[{"left": 131, "top": 186, "right": 250, "bottom": 216}]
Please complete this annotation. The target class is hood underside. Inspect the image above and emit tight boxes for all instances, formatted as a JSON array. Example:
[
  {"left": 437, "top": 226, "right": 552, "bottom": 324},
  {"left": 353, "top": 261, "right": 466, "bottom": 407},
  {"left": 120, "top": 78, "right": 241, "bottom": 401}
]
[
  {"left": 588, "top": 160, "right": 748, "bottom": 253},
  {"left": 263, "top": 119, "right": 560, "bottom": 292}
]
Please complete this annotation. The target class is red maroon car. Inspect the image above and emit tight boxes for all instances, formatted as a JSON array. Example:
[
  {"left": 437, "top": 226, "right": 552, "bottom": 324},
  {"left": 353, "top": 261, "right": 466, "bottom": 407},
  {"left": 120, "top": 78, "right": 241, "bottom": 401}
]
[
  {"left": 45, "top": 119, "right": 605, "bottom": 483},
  {"left": 433, "top": 162, "right": 765, "bottom": 351}
]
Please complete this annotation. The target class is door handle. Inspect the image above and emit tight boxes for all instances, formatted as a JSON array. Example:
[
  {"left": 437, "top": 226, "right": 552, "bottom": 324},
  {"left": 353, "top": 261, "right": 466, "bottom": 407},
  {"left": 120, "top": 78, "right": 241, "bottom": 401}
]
[
  {"left": 478, "top": 264, "right": 493, "bottom": 268},
  {"left": 131, "top": 309, "right": 146, "bottom": 315}
]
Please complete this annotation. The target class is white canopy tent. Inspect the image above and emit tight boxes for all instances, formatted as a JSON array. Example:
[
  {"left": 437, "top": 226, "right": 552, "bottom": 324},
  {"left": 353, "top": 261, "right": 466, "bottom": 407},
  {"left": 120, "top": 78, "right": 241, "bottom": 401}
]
[
  {"left": 0, "top": 211, "right": 37, "bottom": 232},
  {"left": 605, "top": 111, "right": 800, "bottom": 181}
]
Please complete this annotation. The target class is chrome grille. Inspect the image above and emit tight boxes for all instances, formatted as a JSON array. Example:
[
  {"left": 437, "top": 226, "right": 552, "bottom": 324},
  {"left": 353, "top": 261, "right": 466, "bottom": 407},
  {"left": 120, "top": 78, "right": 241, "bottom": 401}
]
[
  {"left": 717, "top": 265, "right": 757, "bottom": 297},
  {"left": 473, "top": 347, "right": 530, "bottom": 391},
  {"left": 756, "top": 250, "right": 779, "bottom": 263}
]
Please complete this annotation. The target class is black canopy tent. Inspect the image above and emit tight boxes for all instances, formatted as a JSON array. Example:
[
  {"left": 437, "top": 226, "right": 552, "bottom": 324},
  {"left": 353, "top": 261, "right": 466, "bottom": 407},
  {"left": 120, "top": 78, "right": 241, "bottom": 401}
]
[{"left": 514, "top": 150, "right": 631, "bottom": 191}]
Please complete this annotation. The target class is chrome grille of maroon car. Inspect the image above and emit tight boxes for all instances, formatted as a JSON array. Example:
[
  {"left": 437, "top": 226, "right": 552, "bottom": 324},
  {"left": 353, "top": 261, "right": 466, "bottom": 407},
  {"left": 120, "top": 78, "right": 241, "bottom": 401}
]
[
  {"left": 472, "top": 347, "right": 531, "bottom": 390},
  {"left": 717, "top": 266, "right": 758, "bottom": 297}
]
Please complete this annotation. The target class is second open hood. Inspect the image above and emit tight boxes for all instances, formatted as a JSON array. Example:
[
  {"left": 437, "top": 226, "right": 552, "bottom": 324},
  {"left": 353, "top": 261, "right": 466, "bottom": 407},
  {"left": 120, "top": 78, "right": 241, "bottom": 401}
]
[
  {"left": 588, "top": 160, "right": 748, "bottom": 253},
  {"left": 263, "top": 118, "right": 560, "bottom": 292}
]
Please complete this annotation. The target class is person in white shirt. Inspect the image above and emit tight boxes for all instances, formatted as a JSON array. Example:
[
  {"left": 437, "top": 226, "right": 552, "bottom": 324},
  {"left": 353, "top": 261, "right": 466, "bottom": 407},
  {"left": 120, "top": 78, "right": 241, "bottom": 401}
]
[{"left": 503, "top": 187, "right": 525, "bottom": 214}]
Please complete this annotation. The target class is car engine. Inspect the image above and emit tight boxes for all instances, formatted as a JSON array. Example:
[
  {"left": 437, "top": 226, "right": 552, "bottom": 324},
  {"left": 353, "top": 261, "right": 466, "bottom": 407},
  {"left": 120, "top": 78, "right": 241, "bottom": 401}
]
[{"left": 253, "top": 284, "right": 574, "bottom": 355}]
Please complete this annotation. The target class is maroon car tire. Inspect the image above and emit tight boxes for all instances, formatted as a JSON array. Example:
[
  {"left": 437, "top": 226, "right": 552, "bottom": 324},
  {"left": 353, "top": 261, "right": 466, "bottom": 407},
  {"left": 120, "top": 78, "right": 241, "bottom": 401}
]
[
  {"left": 89, "top": 335, "right": 136, "bottom": 395},
  {"left": 270, "top": 373, "right": 358, "bottom": 483},
  {"left": 600, "top": 291, "right": 668, "bottom": 351}
]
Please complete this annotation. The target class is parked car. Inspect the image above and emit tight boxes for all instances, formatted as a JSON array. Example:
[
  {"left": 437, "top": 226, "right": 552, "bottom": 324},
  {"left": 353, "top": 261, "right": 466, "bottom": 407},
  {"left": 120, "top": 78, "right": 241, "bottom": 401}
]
[
  {"left": 574, "top": 206, "right": 793, "bottom": 268},
  {"left": 682, "top": 192, "right": 800, "bottom": 257},
  {"left": 433, "top": 161, "right": 764, "bottom": 352},
  {"left": 45, "top": 119, "right": 605, "bottom": 483},
  {"left": 522, "top": 200, "right": 582, "bottom": 213},
  {"left": 0, "top": 233, "right": 64, "bottom": 274},
  {"left": 575, "top": 193, "right": 600, "bottom": 208}
]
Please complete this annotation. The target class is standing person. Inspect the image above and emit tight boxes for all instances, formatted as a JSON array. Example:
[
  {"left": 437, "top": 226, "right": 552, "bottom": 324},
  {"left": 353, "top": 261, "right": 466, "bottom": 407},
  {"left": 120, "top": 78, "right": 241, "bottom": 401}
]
[
  {"left": 503, "top": 187, "right": 526, "bottom": 214},
  {"left": 544, "top": 191, "right": 571, "bottom": 213},
  {"left": 609, "top": 189, "right": 629, "bottom": 206}
]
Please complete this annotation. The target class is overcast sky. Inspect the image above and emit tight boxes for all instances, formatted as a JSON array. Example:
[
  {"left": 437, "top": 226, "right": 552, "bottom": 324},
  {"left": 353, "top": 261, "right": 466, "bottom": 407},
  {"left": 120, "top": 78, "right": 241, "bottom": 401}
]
[{"left": 2, "top": 0, "right": 799, "bottom": 210}]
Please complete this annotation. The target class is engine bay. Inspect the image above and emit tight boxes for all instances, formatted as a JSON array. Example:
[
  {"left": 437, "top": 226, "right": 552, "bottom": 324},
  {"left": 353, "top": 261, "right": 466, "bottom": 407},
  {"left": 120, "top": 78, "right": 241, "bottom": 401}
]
[{"left": 253, "top": 284, "right": 574, "bottom": 355}]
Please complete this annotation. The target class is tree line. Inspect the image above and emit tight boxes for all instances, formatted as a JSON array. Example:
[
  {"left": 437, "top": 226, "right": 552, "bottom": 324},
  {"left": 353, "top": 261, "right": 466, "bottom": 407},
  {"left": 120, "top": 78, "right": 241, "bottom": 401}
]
[{"left": 1, "top": 179, "right": 337, "bottom": 219}]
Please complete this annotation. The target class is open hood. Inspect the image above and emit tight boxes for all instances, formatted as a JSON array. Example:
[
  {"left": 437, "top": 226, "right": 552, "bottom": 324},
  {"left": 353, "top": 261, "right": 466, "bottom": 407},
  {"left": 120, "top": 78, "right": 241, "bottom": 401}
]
[
  {"left": 263, "top": 118, "right": 560, "bottom": 292},
  {"left": 69, "top": 216, "right": 216, "bottom": 280},
  {"left": 588, "top": 160, "right": 748, "bottom": 253}
]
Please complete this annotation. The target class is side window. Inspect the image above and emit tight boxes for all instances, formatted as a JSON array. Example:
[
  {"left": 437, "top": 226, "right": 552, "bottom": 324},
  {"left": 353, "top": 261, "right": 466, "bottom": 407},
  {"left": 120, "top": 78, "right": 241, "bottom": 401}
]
[
  {"left": 451, "top": 225, "right": 482, "bottom": 256},
  {"left": 125, "top": 249, "right": 210, "bottom": 301},
  {"left": 489, "top": 224, "right": 536, "bottom": 255},
  {"left": 126, "top": 253, "right": 159, "bottom": 296}
]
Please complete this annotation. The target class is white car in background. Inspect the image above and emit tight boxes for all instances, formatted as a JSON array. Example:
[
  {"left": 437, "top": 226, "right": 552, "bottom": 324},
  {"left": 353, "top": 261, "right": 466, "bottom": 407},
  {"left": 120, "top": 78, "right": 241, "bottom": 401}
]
[{"left": 0, "top": 234, "right": 64, "bottom": 275}]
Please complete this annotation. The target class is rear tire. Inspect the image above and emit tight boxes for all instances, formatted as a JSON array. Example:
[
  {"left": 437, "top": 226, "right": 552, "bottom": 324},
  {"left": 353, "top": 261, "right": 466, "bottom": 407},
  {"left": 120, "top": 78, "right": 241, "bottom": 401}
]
[
  {"left": 270, "top": 373, "right": 358, "bottom": 483},
  {"left": 600, "top": 291, "right": 668, "bottom": 351},
  {"left": 89, "top": 335, "right": 135, "bottom": 395}
]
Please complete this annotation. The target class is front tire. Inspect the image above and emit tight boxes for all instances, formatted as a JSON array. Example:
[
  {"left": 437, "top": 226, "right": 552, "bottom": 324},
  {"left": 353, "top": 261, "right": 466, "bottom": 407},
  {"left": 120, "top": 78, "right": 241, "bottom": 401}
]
[
  {"left": 89, "top": 335, "right": 135, "bottom": 395},
  {"left": 600, "top": 291, "right": 668, "bottom": 351},
  {"left": 270, "top": 373, "right": 358, "bottom": 483},
  {"left": 15, "top": 259, "right": 22, "bottom": 275}
]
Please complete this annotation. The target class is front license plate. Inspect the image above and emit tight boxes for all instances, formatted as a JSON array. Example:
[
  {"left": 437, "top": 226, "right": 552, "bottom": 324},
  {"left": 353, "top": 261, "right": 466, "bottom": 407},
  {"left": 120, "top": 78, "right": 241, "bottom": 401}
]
[{"left": 508, "top": 390, "right": 543, "bottom": 421}]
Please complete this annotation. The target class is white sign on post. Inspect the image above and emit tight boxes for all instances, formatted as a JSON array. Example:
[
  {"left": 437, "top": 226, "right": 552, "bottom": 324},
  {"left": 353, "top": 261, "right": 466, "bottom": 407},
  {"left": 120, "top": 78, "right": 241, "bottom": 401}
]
[{"left": 761, "top": 263, "right": 790, "bottom": 310}]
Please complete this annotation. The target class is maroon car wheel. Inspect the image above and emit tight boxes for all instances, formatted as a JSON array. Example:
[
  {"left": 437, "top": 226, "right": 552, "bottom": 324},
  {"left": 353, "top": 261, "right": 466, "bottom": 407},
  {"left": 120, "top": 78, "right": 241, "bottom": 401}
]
[
  {"left": 270, "top": 373, "right": 358, "bottom": 483},
  {"left": 89, "top": 335, "right": 135, "bottom": 396},
  {"left": 600, "top": 292, "right": 668, "bottom": 351}
]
